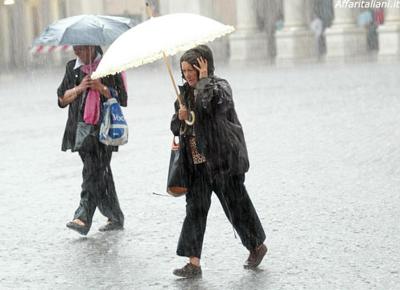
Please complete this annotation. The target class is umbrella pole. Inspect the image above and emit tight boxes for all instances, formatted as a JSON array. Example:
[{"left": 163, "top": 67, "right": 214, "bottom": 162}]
[
  {"left": 162, "top": 51, "right": 182, "bottom": 106},
  {"left": 162, "top": 51, "right": 195, "bottom": 126}
]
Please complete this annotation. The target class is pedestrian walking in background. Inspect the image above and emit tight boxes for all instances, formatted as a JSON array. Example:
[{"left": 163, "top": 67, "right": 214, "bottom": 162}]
[
  {"left": 369, "top": 7, "right": 384, "bottom": 51},
  {"left": 57, "top": 45, "right": 127, "bottom": 235},
  {"left": 310, "top": 0, "right": 334, "bottom": 58},
  {"left": 310, "top": 15, "right": 325, "bottom": 59},
  {"left": 170, "top": 45, "right": 267, "bottom": 278}
]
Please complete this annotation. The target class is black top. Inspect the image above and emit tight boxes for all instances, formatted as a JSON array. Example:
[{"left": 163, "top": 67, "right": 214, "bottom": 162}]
[
  {"left": 57, "top": 59, "right": 128, "bottom": 152},
  {"left": 170, "top": 76, "right": 249, "bottom": 181}
]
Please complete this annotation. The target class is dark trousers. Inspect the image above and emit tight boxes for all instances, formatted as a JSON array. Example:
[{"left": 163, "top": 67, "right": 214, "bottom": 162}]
[
  {"left": 177, "top": 164, "right": 266, "bottom": 258},
  {"left": 73, "top": 145, "right": 124, "bottom": 229}
]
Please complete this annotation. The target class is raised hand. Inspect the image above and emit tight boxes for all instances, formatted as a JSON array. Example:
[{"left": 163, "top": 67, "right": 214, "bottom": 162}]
[{"left": 193, "top": 57, "right": 208, "bottom": 79}]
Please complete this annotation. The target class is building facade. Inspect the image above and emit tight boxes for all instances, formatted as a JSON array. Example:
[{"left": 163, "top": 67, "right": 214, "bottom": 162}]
[{"left": 0, "top": 0, "right": 399, "bottom": 70}]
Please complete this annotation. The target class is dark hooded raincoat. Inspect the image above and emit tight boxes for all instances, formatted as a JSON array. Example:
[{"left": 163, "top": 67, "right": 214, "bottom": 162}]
[
  {"left": 171, "top": 76, "right": 249, "bottom": 183},
  {"left": 171, "top": 75, "right": 265, "bottom": 259}
]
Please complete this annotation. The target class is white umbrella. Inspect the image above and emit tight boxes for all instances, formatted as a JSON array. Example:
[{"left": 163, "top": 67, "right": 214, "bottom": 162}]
[
  {"left": 92, "top": 13, "right": 234, "bottom": 109},
  {"left": 92, "top": 13, "right": 234, "bottom": 78}
]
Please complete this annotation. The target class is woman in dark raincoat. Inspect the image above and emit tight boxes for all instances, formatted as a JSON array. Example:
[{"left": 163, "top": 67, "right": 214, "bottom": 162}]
[
  {"left": 171, "top": 45, "right": 267, "bottom": 278},
  {"left": 57, "top": 45, "right": 127, "bottom": 235}
]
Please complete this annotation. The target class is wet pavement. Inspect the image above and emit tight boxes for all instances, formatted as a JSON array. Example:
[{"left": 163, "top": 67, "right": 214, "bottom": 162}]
[{"left": 1, "top": 60, "right": 399, "bottom": 289}]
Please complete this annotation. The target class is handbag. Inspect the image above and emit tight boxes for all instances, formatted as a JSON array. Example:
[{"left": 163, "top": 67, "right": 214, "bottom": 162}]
[
  {"left": 166, "top": 136, "right": 188, "bottom": 197},
  {"left": 74, "top": 91, "right": 97, "bottom": 151},
  {"left": 99, "top": 88, "right": 128, "bottom": 146},
  {"left": 74, "top": 122, "right": 96, "bottom": 151}
]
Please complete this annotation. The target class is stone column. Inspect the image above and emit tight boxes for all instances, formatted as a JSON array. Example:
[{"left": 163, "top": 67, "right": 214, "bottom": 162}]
[
  {"left": 48, "top": 0, "right": 60, "bottom": 21},
  {"left": 24, "top": 1, "right": 36, "bottom": 67},
  {"left": 325, "top": 4, "right": 367, "bottom": 60},
  {"left": 230, "top": 0, "right": 268, "bottom": 61},
  {"left": 80, "top": 0, "right": 104, "bottom": 14},
  {"left": 275, "top": 0, "right": 314, "bottom": 63},
  {"left": 64, "top": 0, "right": 78, "bottom": 15},
  {"left": 159, "top": 0, "right": 201, "bottom": 14},
  {"left": 9, "top": 2, "right": 30, "bottom": 68},
  {"left": 48, "top": 0, "right": 64, "bottom": 65},
  {"left": 65, "top": 0, "right": 104, "bottom": 15},
  {"left": 0, "top": 5, "right": 11, "bottom": 69},
  {"left": 378, "top": 3, "right": 400, "bottom": 60}
]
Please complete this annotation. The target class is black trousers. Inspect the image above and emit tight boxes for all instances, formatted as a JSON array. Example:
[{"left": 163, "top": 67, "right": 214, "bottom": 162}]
[
  {"left": 177, "top": 164, "right": 266, "bottom": 258},
  {"left": 73, "top": 144, "right": 124, "bottom": 229}
]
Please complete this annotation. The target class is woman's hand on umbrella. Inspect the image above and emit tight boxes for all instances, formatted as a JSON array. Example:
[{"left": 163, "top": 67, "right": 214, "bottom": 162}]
[
  {"left": 194, "top": 57, "right": 208, "bottom": 79},
  {"left": 88, "top": 78, "right": 103, "bottom": 92},
  {"left": 77, "top": 75, "right": 91, "bottom": 94},
  {"left": 178, "top": 105, "right": 189, "bottom": 121},
  {"left": 88, "top": 78, "right": 111, "bottom": 98}
]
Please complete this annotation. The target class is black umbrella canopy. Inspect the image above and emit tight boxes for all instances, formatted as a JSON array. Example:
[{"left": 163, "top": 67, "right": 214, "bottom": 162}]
[{"left": 32, "top": 14, "right": 136, "bottom": 46}]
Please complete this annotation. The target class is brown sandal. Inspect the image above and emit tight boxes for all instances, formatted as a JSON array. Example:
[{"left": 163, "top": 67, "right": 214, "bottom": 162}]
[{"left": 66, "top": 219, "right": 89, "bottom": 235}]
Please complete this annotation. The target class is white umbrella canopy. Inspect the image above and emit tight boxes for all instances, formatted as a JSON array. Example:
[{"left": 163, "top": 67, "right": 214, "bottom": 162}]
[{"left": 91, "top": 13, "right": 235, "bottom": 79}]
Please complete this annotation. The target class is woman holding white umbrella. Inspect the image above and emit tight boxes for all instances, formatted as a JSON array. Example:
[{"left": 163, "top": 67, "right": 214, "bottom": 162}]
[{"left": 170, "top": 45, "right": 267, "bottom": 278}]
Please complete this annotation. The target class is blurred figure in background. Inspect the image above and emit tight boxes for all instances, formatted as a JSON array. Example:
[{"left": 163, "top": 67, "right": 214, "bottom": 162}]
[
  {"left": 310, "top": 14, "right": 325, "bottom": 59},
  {"left": 311, "top": 0, "right": 334, "bottom": 58}
]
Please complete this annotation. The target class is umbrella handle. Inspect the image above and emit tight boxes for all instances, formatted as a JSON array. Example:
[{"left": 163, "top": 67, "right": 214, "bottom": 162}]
[{"left": 185, "top": 111, "right": 195, "bottom": 126}]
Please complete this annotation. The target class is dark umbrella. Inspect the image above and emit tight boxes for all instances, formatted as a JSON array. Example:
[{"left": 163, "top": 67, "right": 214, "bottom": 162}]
[{"left": 32, "top": 14, "right": 136, "bottom": 46}]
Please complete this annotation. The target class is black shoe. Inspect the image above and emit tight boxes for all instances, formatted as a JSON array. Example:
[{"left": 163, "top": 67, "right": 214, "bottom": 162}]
[
  {"left": 173, "top": 263, "right": 202, "bottom": 278},
  {"left": 98, "top": 221, "right": 123, "bottom": 232},
  {"left": 244, "top": 244, "right": 268, "bottom": 269},
  {"left": 66, "top": 221, "right": 89, "bottom": 235}
]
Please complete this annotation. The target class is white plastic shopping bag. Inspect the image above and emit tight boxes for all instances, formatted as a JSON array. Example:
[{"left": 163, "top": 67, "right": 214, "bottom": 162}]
[{"left": 99, "top": 97, "right": 128, "bottom": 146}]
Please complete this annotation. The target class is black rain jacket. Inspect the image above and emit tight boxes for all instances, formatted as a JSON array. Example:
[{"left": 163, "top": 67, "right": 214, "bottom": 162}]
[
  {"left": 170, "top": 76, "right": 249, "bottom": 182},
  {"left": 57, "top": 59, "right": 127, "bottom": 152}
]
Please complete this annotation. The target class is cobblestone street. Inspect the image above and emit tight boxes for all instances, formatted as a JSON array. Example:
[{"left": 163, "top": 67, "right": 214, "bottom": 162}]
[{"left": 1, "top": 60, "right": 399, "bottom": 289}]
